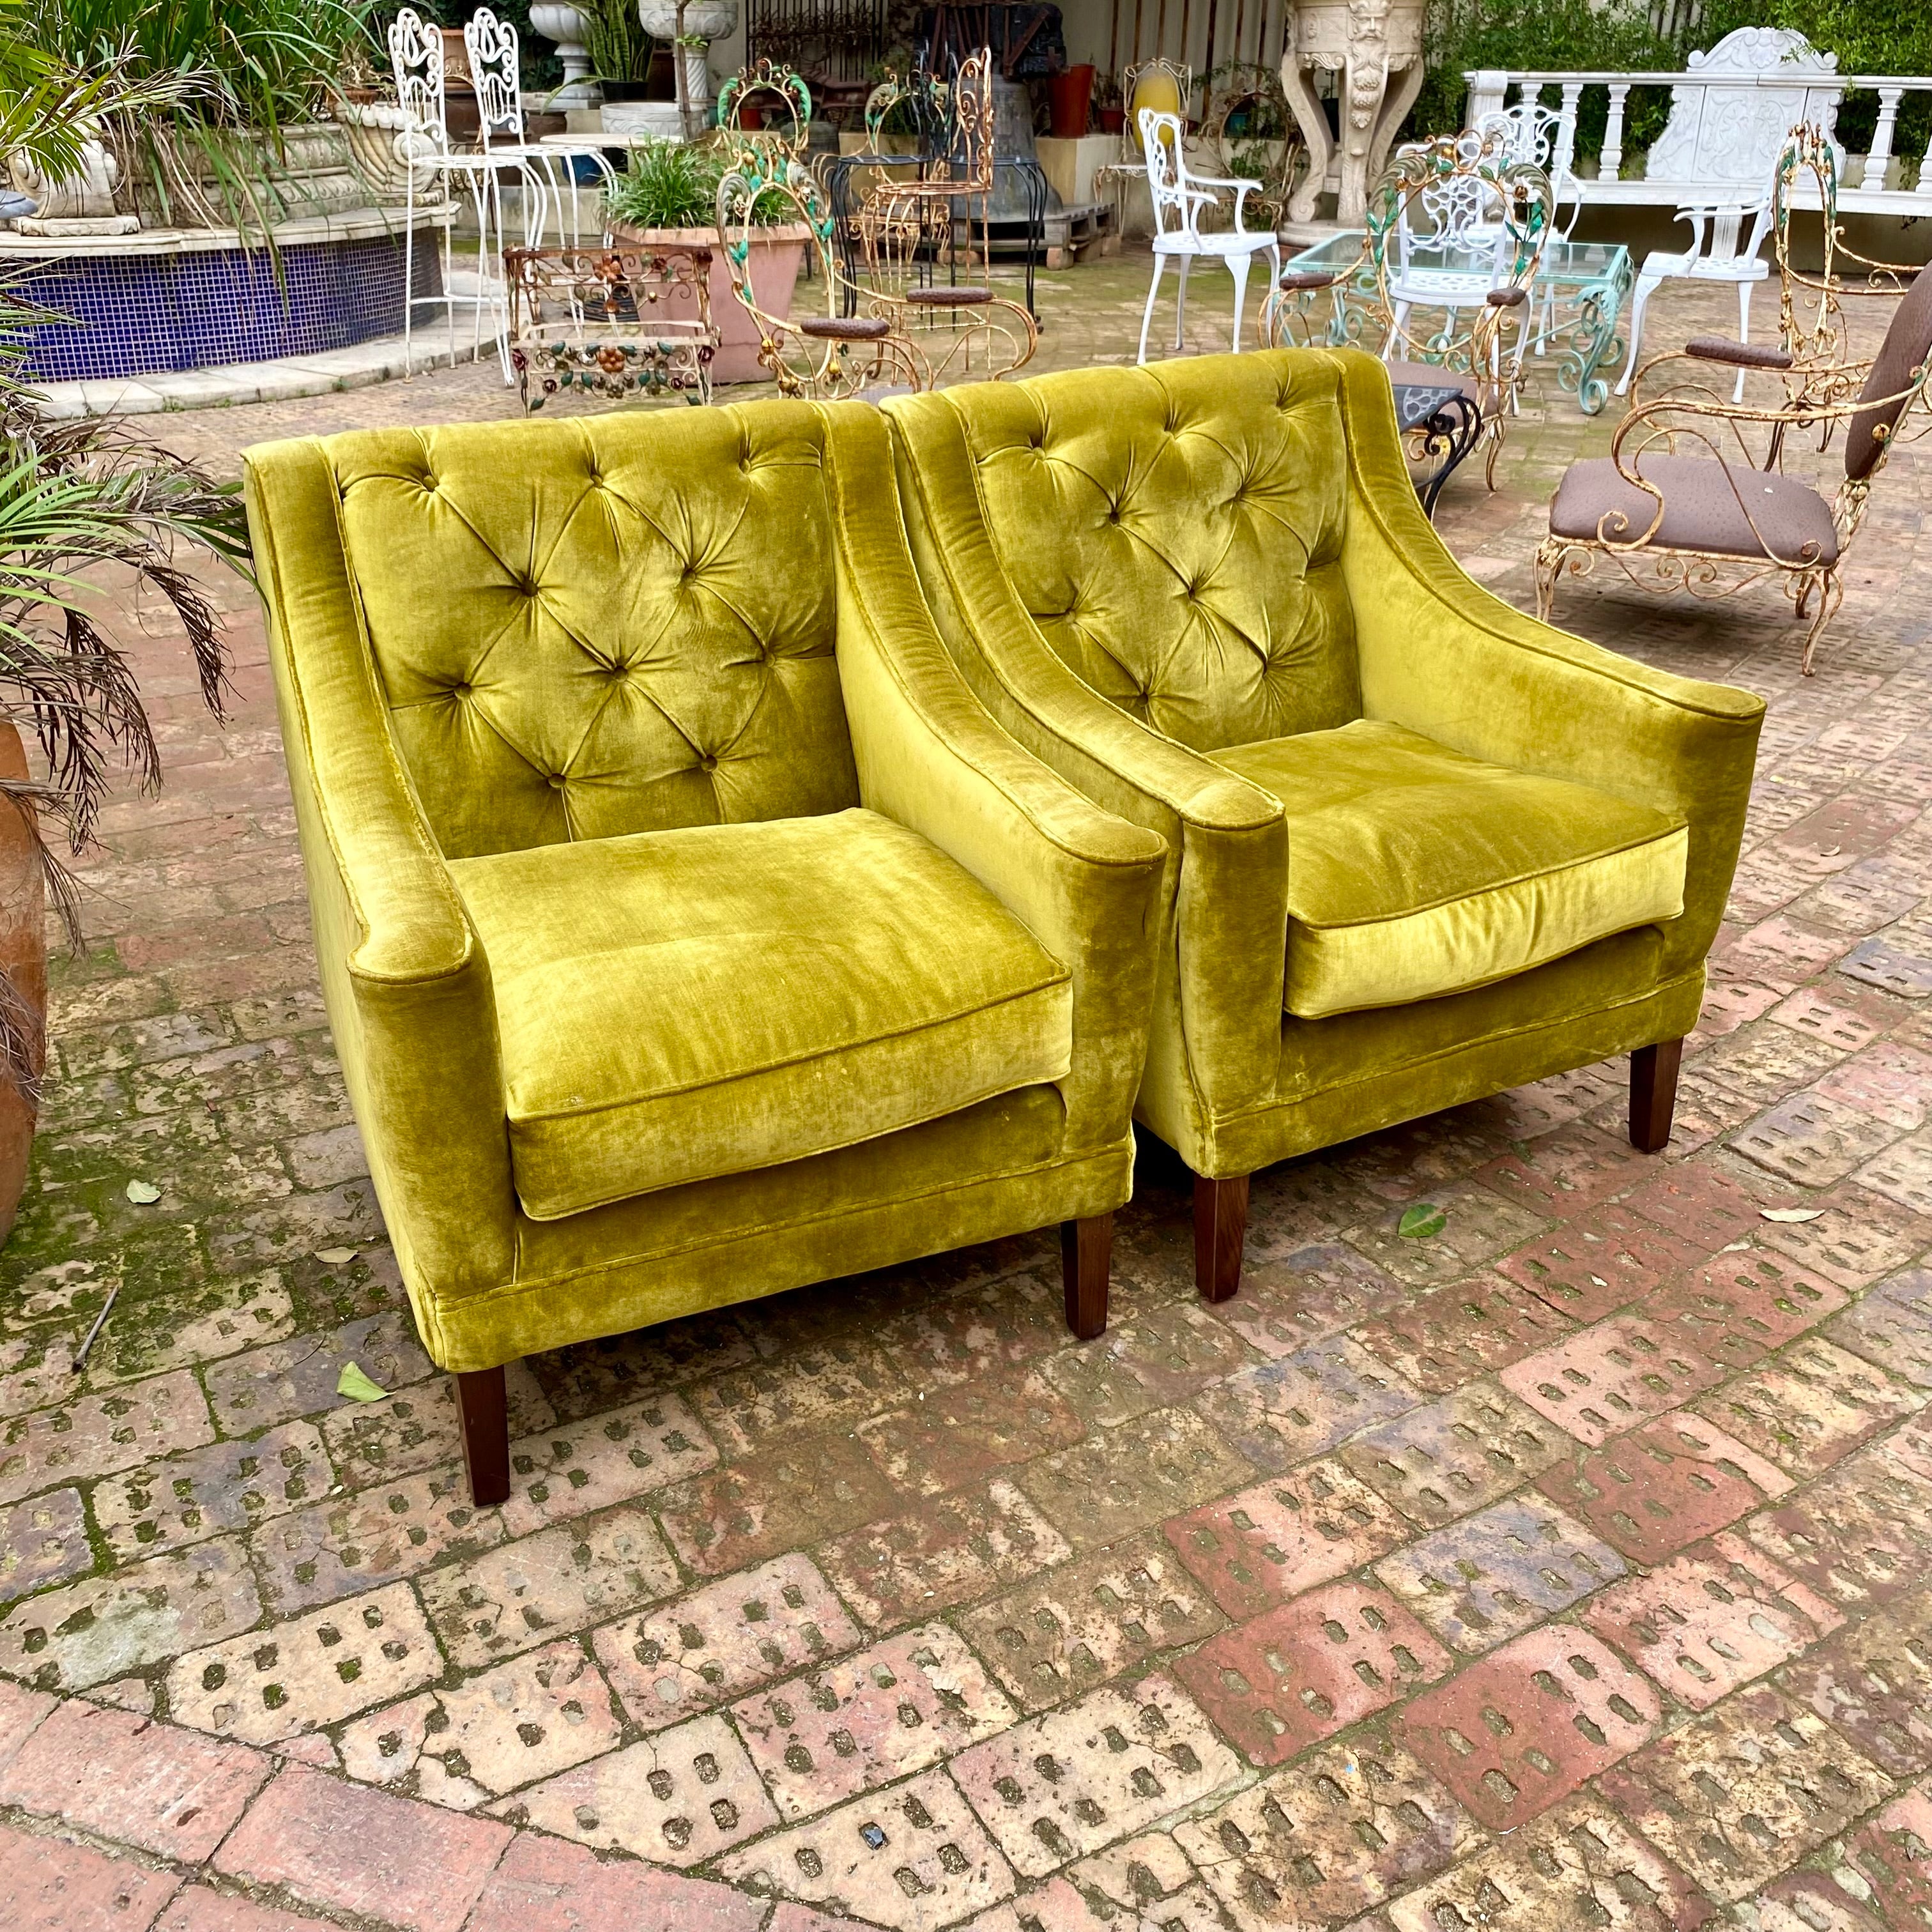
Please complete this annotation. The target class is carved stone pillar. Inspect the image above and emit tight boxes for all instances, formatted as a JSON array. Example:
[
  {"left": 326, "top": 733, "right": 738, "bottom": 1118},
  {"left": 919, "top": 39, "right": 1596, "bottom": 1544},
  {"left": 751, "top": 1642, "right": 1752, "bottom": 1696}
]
[{"left": 1281, "top": 0, "right": 1427, "bottom": 230}]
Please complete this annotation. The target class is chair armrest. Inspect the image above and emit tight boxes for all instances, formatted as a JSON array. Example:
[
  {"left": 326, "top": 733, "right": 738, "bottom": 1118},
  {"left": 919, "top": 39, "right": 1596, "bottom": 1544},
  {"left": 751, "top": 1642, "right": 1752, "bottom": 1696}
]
[
  {"left": 243, "top": 440, "right": 516, "bottom": 1314},
  {"left": 882, "top": 389, "right": 1290, "bottom": 1117},
  {"left": 816, "top": 402, "right": 1167, "bottom": 1153},
  {"left": 1327, "top": 345, "right": 1763, "bottom": 978},
  {"left": 1686, "top": 335, "right": 1792, "bottom": 369}
]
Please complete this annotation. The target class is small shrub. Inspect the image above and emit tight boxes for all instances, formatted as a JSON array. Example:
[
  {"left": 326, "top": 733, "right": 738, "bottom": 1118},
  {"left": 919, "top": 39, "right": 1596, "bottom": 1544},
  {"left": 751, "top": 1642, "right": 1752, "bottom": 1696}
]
[{"left": 604, "top": 137, "right": 721, "bottom": 228}]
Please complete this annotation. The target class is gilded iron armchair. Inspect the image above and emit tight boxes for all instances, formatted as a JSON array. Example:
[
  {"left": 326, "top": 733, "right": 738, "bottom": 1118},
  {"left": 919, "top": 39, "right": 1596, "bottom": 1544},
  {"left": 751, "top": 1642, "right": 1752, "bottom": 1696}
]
[
  {"left": 715, "top": 59, "right": 814, "bottom": 157},
  {"left": 853, "top": 50, "right": 1039, "bottom": 380},
  {"left": 716, "top": 148, "right": 931, "bottom": 399},
  {"left": 1537, "top": 261, "right": 1932, "bottom": 674},
  {"left": 1200, "top": 62, "right": 1303, "bottom": 236},
  {"left": 1772, "top": 121, "right": 1918, "bottom": 387}
]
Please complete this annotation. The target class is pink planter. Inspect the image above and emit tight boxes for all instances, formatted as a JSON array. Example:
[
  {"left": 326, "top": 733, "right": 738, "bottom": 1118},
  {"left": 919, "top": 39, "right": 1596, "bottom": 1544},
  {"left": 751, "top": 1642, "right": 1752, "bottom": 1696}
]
[{"left": 610, "top": 220, "right": 812, "bottom": 385}]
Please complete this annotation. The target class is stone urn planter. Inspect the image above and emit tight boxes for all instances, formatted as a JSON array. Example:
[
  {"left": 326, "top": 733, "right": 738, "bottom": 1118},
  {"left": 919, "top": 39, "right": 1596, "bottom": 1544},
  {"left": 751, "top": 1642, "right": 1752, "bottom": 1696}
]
[
  {"left": 637, "top": 0, "right": 739, "bottom": 124},
  {"left": 0, "top": 721, "right": 45, "bottom": 1246},
  {"left": 530, "top": 3, "right": 600, "bottom": 107},
  {"left": 609, "top": 218, "right": 809, "bottom": 381}
]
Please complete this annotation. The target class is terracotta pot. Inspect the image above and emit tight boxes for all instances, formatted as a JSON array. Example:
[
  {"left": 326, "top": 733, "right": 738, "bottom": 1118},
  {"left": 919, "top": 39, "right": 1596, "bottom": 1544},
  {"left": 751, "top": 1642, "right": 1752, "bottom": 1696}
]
[
  {"left": 1048, "top": 65, "right": 1095, "bottom": 140},
  {"left": 0, "top": 720, "right": 45, "bottom": 1249},
  {"left": 610, "top": 220, "right": 811, "bottom": 383},
  {"left": 1098, "top": 105, "right": 1125, "bottom": 135}
]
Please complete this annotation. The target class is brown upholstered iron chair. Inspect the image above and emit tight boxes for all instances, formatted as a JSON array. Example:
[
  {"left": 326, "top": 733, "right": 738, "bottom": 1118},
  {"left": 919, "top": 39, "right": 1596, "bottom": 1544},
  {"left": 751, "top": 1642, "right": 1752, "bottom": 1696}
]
[{"left": 1538, "top": 262, "right": 1932, "bottom": 673}]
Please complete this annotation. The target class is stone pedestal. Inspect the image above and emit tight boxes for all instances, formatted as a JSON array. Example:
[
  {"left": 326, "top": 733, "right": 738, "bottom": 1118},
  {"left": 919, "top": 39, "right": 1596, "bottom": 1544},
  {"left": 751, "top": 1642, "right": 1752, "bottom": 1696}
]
[
  {"left": 1282, "top": 0, "right": 1426, "bottom": 226},
  {"left": 1035, "top": 134, "right": 1116, "bottom": 209}
]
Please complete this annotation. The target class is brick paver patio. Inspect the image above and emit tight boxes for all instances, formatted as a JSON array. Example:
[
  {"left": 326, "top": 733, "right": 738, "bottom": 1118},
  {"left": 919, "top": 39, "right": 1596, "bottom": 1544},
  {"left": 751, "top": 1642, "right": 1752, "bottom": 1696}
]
[{"left": 4, "top": 252, "right": 1930, "bottom": 1931}]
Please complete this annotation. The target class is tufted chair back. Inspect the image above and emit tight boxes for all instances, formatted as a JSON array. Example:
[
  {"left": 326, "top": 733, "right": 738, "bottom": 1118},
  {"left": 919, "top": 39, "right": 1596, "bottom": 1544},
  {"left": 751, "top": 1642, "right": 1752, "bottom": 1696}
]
[
  {"left": 321, "top": 402, "right": 859, "bottom": 861},
  {"left": 903, "top": 351, "right": 1361, "bottom": 751}
]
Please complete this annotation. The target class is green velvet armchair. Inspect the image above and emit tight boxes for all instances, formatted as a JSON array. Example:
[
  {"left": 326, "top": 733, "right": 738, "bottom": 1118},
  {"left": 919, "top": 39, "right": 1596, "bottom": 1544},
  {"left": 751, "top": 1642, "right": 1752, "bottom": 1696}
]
[
  {"left": 243, "top": 399, "right": 1164, "bottom": 1504},
  {"left": 885, "top": 348, "right": 1764, "bottom": 1300}
]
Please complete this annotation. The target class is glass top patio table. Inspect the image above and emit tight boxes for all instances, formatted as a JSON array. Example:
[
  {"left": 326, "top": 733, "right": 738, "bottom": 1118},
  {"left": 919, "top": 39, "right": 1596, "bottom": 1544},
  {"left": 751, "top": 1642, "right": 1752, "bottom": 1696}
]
[{"left": 1281, "top": 229, "right": 1636, "bottom": 415}]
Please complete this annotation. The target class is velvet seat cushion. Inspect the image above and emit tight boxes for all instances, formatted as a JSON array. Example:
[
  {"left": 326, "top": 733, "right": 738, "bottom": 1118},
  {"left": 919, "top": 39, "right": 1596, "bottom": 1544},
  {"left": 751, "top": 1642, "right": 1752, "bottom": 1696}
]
[
  {"left": 1213, "top": 721, "right": 1689, "bottom": 1018},
  {"left": 1549, "top": 454, "right": 1839, "bottom": 566},
  {"left": 450, "top": 808, "right": 1073, "bottom": 1218}
]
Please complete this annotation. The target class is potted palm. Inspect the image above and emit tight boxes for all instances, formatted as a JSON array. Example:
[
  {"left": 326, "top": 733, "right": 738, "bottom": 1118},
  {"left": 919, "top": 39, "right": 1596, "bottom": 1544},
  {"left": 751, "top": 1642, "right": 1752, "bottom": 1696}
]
[{"left": 604, "top": 137, "right": 809, "bottom": 382}]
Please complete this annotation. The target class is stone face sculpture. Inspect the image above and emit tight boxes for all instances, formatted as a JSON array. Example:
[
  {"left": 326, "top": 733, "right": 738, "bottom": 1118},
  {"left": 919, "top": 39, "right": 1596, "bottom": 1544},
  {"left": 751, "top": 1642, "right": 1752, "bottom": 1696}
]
[{"left": 1281, "top": 0, "right": 1427, "bottom": 227}]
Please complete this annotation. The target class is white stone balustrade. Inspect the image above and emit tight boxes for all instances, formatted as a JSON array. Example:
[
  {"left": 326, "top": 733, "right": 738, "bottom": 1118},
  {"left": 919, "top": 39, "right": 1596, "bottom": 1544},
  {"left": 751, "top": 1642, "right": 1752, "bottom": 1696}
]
[{"left": 1464, "top": 27, "right": 1932, "bottom": 215}]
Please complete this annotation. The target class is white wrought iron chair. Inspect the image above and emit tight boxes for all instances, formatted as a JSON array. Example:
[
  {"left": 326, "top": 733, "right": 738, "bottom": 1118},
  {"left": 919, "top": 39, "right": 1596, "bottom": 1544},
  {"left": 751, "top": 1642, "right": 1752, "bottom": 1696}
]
[
  {"left": 1384, "top": 130, "right": 1528, "bottom": 380},
  {"left": 1617, "top": 195, "right": 1775, "bottom": 398},
  {"left": 1476, "top": 100, "right": 1583, "bottom": 236},
  {"left": 388, "top": 8, "right": 544, "bottom": 380},
  {"left": 463, "top": 8, "right": 617, "bottom": 247},
  {"left": 1135, "top": 107, "right": 1281, "bottom": 364}
]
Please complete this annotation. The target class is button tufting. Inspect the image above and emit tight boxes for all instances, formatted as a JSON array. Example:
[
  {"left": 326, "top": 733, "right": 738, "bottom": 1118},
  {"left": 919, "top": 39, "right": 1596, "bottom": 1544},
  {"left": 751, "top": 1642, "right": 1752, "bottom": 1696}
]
[{"left": 698, "top": 753, "right": 718, "bottom": 772}]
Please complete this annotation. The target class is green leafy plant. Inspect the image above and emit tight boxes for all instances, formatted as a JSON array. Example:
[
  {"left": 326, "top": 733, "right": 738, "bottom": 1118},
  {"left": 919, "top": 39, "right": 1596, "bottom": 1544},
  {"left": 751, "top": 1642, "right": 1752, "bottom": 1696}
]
[
  {"left": 581, "top": 0, "right": 655, "bottom": 86},
  {"left": 605, "top": 137, "right": 722, "bottom": 227},
  {"left": 1700, "top": 0, "right": 1932, "bottom": 167},
  {"left": 604, "top": 139, "right": 790, "bottom": 229},
  {"left": 1411, "top": 0, "right": 1932, "bottom": 173},
  {"left": 20, "top": 0, "right": 378, "bottom": 230}
]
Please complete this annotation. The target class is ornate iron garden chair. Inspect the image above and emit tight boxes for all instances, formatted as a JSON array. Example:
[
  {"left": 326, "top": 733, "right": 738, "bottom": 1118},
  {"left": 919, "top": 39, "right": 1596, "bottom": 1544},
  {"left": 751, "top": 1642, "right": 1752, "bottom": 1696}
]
[
  {"left": 463, "top": 8, "right": 617, "bottom": 245},
  {"left": 1537, "top": 259, "right": 1932, "bottom": 675},
  {"left": 854, "top": 50, "right": 1038, "bottom": 384},
  {"left": 1771, "top": 121, "right": 1917, "bottom": 388},
  {"left": 504, "top": 243, "right": 717, "bottom": 411},
  {"left": 716, "top": 148, "right": 931, "bottom": 399},
  {"left": 1264, "top": 131, "right": 1552, "bottom": 489},
  {"left": 1093, "top": 57, "right": 1191, "bottom": 232},
  {"left": 715, "top": 59, "right": 814, "bottom": 158},
  {"left": 1135, "top": 107, "right": 1282, "bottom": 363},
  {"left": 388, "top": 8, "right": 546, "bottom": 378}
]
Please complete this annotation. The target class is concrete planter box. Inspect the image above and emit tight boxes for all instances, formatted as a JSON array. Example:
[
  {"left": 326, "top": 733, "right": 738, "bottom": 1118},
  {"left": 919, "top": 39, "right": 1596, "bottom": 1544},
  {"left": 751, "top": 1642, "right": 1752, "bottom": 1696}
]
[{"left": 609, "top": 218, "right": 811, "bottom": 383}]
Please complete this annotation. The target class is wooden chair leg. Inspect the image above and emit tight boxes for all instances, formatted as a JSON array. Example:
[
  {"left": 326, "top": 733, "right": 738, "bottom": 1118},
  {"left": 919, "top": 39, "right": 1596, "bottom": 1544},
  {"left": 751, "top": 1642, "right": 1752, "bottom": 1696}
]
[
  {"left": 1194, "top": 1173, "right": 1249, "bottom": 1303},
  {"left": 454, "top": 1365, "right": 511, "bottom": 1507},
  {"left": 1629, "top": 1038, "right": 1685, "bottom": 1154},
  {"left": 1061, "top": 1212, "right": 1112, "bottom": 1340}
]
